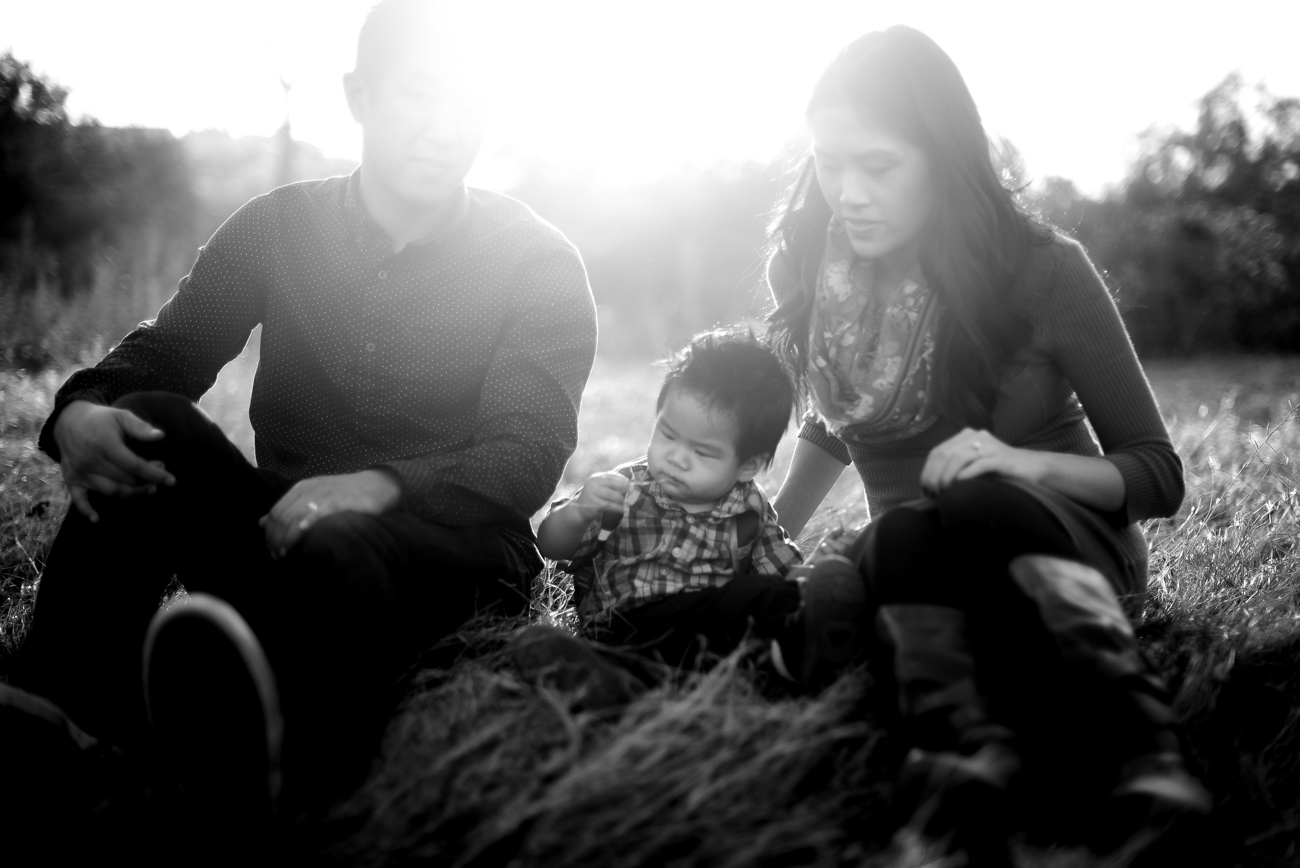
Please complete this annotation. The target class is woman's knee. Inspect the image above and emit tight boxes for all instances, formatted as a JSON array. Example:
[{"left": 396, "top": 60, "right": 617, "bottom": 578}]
[
  {"left": 936, "top": 478, "right": 1079, "bottom": 559},
  {"left": 862, "top": 506, "right": 946, "bottom": 603}
]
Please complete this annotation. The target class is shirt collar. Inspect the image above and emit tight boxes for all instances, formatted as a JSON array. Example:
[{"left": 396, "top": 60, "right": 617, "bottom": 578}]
[
  {"left": 344, "top": 167, "right": 471, "bottom": 250},
  {"left": 629, "top": 462, "right": 764, "bottom": 520}
]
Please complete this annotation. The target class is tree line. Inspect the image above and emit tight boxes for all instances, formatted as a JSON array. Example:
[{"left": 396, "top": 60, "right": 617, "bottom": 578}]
[{"left": 1028, "top": 74, "right": 1300, "bottom": 355}]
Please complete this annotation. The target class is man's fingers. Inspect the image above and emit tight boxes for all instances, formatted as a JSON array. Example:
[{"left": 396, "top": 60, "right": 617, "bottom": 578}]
[
  {"left": 264, "top": 504, "right": 311, "bottom": 558},
  {"left": 81, "top": 473, "right": 125, "bottom": 497},
  {"left": 117, "top": 412, "right": 165, "bottom": 442},
  {"left": 269, "top": 486, "right": 309, "bottom": 524},
  {"left": 88, "top": 454, "right": 156, "bottom": 488},
  {"left": 280, "top": 520, "right": 307, "bottom": 555},
  {"left": 114, "top": 482, "right": 160, "bottom": 498},
  {"left": 69, "top": 485, "right": 99, "bottom": 523},
  {"left": 102, "top": 440, "right": 174, "bottom": 486},
  {"left": 264, "top": 516, "right": 287, "bottom": 558}
]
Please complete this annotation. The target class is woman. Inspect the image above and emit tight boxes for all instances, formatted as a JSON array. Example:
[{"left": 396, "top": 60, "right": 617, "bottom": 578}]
[{"left": 767, "top": 26, "right": 1210, "bottom": 864}]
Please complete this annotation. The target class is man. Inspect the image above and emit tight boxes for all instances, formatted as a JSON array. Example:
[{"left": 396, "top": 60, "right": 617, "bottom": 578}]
[{"left": 15, "top": 0, "right": 597, "bottom": 820}]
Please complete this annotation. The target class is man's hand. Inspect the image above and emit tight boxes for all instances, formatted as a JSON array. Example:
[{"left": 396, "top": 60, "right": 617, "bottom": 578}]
[
  {"left": 259, "top": 469, "right": 403, "bottom": 558},
  {"left": 53, "top": 400, "right": 177, "bottom": 522}
]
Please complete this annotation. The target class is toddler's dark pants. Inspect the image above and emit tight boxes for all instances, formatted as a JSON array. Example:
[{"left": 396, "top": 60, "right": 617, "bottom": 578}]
[
  {"left": 16, "top": 391, "right": 534, "bottom": 804},
  {"left": 584, "top": 576, "right": 803, "bottom": 675}
]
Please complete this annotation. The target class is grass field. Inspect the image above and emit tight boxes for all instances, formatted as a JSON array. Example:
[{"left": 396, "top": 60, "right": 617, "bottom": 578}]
[{"left": 2, "top": 352, "right": 1299, "bottom": 866}]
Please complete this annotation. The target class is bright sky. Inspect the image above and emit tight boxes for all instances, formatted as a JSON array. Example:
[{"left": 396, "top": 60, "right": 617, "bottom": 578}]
[{"left": 4, "top": 0, "right": 1298, "bottom": 197}]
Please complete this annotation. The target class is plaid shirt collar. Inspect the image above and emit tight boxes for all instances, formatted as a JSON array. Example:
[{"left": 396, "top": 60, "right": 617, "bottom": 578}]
[{"left": 628, "top": 461, "right": 765, "bottom": 522}]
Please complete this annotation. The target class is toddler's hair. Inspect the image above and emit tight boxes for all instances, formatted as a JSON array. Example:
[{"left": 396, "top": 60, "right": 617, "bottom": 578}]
[{"left": 657, "top": 328, "right": 795, "bottom": 466}]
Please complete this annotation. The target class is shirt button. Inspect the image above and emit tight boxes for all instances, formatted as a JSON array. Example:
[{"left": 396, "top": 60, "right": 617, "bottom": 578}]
[
  {"left": 660, "top": 567, "right": 668, "bottom": 575},
  {"left": 672, "top": 547, "right": 683, "bottom": 558},
  {"left": 378, "top": 270, "right": 387, "bottom": 279},
  {"left": 365, "top": 342, "right": 376, "bottom": 352}
]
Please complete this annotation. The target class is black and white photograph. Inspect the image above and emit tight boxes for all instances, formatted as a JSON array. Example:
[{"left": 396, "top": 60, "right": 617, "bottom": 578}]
[{"left": 1, "top": 1, "right": 1298, "bottom": 865}]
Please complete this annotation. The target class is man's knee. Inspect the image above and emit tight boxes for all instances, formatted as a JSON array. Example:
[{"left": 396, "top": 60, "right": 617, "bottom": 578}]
[
  {"left": 295, "top": 512, "right": 389, "bottom": 576},
  {"left": 111, "top": 391, "right": 233, "bottom": 463},
  {"left": 113, "top": 391, "right": 205, "bottom": 432}
]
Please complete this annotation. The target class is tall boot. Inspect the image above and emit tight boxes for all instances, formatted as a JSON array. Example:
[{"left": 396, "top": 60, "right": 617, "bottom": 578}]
[
  {"left": 1007, "top": 555, "right": 1213, "bottom": 860},
  {"left": 877, "top": 604, "right": 1020, "bottom": 865}
]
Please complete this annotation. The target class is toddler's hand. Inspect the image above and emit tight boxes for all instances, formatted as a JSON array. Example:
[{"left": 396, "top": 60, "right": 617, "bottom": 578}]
[
  {"left": 574, "top": 471, "right": 631, "bottom": 521},
  {"left": 813, "top": 525, "right": 856, "bottom": 560}
]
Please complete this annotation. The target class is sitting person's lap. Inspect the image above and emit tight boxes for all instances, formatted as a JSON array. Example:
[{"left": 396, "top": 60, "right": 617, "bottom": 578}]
[
  {"left": 863, "top": 477, "right": 1085, "bottom": 611},
  {"left": 17, "top": 391, "right": 533, "bottom": 759}
]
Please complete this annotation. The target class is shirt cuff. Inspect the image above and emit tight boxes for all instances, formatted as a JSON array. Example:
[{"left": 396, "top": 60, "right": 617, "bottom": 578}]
[
  {"left": 39, "top": 388, "right": 111, "bottom": 461},
  {"left": 799, "top": 416, "right": 852, "bottom": 466},
  {"left": 1103, "top": 452, "right": 1158, "bottom": 526}
]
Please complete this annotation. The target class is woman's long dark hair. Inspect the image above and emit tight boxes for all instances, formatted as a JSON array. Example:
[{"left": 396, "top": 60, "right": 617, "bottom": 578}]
[{"left": 766, "top": 26, "right": 1047, "bottom": 429}]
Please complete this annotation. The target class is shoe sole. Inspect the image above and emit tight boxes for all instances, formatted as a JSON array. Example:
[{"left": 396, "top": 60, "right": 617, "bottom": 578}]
[{"left": 143, "top": 593, "right": 283, "bottom": 817}]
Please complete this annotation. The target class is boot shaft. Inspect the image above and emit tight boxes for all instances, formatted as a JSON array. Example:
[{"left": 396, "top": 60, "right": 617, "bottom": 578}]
[{"left": 876, "top": 604, "right": 1010, "bottom": 753}]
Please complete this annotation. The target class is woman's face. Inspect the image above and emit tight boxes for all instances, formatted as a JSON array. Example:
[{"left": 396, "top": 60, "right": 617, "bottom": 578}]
[{"left": 809, "top": 105, "right": 937, "bottom": 270}]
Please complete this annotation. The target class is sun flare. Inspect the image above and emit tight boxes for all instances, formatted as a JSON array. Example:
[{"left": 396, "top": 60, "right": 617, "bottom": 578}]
[{"left": 3, "top": 0, "right": 1299, "bottom": 195}]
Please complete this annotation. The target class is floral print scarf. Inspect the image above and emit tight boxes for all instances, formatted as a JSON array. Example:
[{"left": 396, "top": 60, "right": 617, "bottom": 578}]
[{"left": 806, "top": 217, "right": 940, "bottom": 443}]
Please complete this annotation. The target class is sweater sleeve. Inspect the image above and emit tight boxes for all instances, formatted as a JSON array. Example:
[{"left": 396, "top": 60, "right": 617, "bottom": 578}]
[
  {"left": 1042, "top": 238, "right": 1184, "bottom": 522},
  {"left": 38, "top": 195, "right": 273, "bottom": 461},
  {"left": 798, "top": 414, "right": 852, "bottom": 466}
]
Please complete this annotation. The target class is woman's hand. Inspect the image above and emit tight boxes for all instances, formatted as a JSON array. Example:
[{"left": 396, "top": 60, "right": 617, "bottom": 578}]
[
  {"left": 920, "top": 428, "right": 1046, "bottom": 497},
  {"left": 920, "top": 428, "right": 1127, "bottom": 512}
]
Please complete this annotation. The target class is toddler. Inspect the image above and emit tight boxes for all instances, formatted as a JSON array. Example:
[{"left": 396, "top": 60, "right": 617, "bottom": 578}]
[{"left": 518, "top": 329, "right": 866, "bottom": 707}]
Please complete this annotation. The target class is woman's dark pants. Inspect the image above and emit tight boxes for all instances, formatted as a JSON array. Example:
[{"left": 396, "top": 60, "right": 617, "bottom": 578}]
[{"left": 16, "top": 392, "right": 534, "bottom": 803}]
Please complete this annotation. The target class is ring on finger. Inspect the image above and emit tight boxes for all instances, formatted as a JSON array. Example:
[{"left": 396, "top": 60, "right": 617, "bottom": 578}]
[{"left": 299, "top": 501, "right": 320, "bottom": 531}]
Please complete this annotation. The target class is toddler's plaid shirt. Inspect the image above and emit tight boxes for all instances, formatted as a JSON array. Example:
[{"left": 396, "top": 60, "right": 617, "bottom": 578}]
[{"left": 556, "top": 459, "right": 804, "bottom": 621}]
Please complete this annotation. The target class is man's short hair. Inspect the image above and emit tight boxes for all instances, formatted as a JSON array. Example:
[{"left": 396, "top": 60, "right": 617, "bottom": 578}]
[
  {"left": 657, "top": 328, "right": 796, "bottom": 466},
  {"left": 355, "top": 0, "right": 450, "bottom": 83}
]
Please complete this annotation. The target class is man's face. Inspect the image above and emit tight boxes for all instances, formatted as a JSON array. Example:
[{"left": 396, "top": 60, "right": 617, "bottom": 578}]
[{"left": 349, "top": 51, "right": 485, "bottom": 207}]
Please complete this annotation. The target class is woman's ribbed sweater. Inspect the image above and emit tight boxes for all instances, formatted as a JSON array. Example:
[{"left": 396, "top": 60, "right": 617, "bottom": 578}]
[{"left": 770, "top": 233, "right": 1184, "bottom": 583}]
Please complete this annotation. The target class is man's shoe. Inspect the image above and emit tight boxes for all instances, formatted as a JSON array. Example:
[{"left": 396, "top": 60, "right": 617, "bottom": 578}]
[
  {"left": 143, "top": 593, "right": 283, "bottom": 824},
  {"left": 513, "top": 624, "right": 647, "bottom": 712}
]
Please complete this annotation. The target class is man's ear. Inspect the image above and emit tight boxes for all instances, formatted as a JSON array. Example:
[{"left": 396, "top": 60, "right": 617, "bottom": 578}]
[
  {"left": 736, "top": 454, "right": 768, "bottom": 484},
  {"left": 343, "top": 71, "right": 368, "bottom": 124}
]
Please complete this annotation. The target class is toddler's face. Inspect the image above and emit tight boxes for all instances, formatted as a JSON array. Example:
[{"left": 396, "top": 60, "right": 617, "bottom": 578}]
[{"left": 646, "top": 386, "right": 758, "bottom": 511}]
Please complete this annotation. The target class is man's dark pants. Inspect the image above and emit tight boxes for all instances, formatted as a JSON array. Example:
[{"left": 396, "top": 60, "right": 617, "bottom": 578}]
[{"left": 16, "top": 391, "right": 534, "bottom": 803}]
